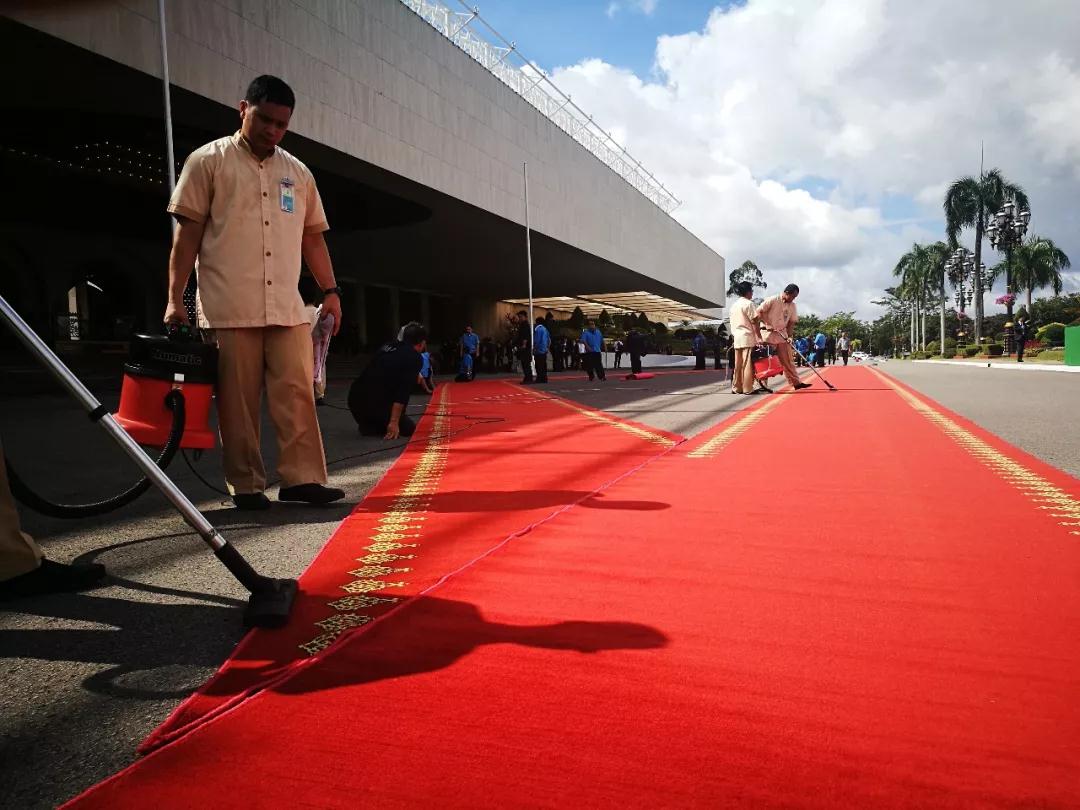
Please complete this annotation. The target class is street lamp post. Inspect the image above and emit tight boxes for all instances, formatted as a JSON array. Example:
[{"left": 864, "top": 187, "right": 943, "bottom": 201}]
[
  {"left": 945, "top": 247, "right": 980, "bottom": 352},
  {"left": 986, "top": 201, "right": 1030, "bottom": 322}
]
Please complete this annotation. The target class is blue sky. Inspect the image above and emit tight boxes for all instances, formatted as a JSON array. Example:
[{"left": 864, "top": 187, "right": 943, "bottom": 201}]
[{"left": 465, "top": 0, "right": 730, "bottom": 78}]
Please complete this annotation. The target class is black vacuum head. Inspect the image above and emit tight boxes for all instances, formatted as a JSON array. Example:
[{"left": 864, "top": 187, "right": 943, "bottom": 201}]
[{"left": 243, "top": 577, "right": 299, "bottom": 629}]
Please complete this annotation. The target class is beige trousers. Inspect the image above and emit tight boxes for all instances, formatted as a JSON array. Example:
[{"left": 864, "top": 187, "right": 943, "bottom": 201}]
[
  {"left": 214, "top": 325, "right": 328, "bottom": 495},
  {"left": 774, "top": 341, "right": 801, "bottom": 386},
  {"left": 732, "top": 347, "right": 755, "bottom": 393},
  {"left": 0, "top": 438, "right": 44, "bottom": 581}
]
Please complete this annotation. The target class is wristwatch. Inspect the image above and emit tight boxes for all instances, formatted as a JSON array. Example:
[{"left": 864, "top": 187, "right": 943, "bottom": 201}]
[{"left": 322, "top": 286, "right": 342, "bottom": 298}]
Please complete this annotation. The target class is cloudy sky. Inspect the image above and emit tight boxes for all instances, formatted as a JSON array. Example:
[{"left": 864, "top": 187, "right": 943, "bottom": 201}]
[{"left": 476, "top": 0, "right": 1080, "bottom": 318}]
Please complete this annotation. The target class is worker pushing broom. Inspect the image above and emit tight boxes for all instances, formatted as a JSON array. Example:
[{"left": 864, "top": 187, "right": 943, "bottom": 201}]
[{"left": 754, "top": 283, "right": 836, "bottom": 392}]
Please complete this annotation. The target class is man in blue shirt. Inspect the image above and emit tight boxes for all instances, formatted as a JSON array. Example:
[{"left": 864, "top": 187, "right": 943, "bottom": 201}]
[
  {"left": 691, "top": 330, "right": 707, "bottom": 370},
  {"left": 580, "top": 320, "right": 607, "bottom": 381},
  {"left": 533, "top": 317, "right": 551, "bottom": 384},
  {"left": 814, "top": 331, "right": 827, "bottom": 368},
  {"left": 460, "top": 325, "right": 479, "bottom": 379}
]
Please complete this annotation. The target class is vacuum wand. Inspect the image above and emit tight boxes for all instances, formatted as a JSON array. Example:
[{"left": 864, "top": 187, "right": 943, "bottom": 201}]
[
  {"left": 0, "top": 295, "right": 296, "bottom": 627},
  {"left": 774, "top": 328, "right": 838, "bottom": 391}
]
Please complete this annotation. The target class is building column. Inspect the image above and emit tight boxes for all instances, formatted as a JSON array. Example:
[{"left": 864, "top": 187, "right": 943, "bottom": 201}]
[{"left": 389, "top": 287, "right": 400, "bottom": 334}]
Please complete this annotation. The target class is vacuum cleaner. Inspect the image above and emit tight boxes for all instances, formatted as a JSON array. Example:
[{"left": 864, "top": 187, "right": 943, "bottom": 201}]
[{"left": 0, "top": 295, "right": 296, "bottom": 628}]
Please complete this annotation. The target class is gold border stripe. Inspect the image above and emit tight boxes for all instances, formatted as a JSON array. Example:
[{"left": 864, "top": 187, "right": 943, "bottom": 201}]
[
  {"left": 298, "top": 385, "right": 453, "bottom": 655},
  {"left": 688, "top": 393, "right": 790, "bottom": 458},
  {"left": 519, "top": 383, "right": 676, "bottom": 447}
]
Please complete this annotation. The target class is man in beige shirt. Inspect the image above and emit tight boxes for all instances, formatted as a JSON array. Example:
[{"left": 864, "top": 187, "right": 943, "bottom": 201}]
[
  {"left": 756, "top": 284, "right": 812, "bottom": 390},
  {"left": 728, "top": 281, "right": 762, "bottom": 395},
  {"left": 165, "top": 75, "right": 344, "bottom": 509}
]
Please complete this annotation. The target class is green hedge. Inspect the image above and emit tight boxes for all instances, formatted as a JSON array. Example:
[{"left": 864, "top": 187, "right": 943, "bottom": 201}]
[
  {"left": 1039, "top": 349, "right": 1065, "bottom": 363},
  {"left": 963, "top": 345, "right": 980, "bottom": 357},
  {"left": 1036, "top": 322, "right": 1066, "bottom": 346},
  {"left": 981, "top": 343, "right": 1005, "bottom": 357}
]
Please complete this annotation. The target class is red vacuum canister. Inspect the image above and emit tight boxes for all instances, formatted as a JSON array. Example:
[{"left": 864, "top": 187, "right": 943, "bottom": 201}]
[{"left": 115, "top": 333, "right": 217, "bottom": 449}]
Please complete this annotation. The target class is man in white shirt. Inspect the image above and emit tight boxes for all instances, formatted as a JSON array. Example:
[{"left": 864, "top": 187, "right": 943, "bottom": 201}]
[
  {"left": 727, "top": 281, "right": 762, "bottom": 395},
  {"left": 838, "top": 332, "right": 852, "bottom": 365},
  {"left": 756, "top": 284, "right": 812, "bottom": 390}
]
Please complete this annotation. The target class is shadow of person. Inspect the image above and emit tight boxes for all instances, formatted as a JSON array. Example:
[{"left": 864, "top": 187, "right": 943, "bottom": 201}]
[
  {"left": 355, "top": 491, "right": 670, "bottom": 513},
  {"left": 0, "top": 588, "right": 245, "bottom": 700},
  {"left": 272, "top": 596, "right": 668, "bottom": 698}
]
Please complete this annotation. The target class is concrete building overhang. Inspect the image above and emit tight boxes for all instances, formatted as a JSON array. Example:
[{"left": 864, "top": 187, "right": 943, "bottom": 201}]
[{"left": 503, "top": 293, "right": 715, "bottom": 323}]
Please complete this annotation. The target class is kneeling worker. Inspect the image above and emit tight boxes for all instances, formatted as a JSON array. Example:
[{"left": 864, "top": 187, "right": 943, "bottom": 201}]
[{"left": 349, "top": 322, "right": 427, "bottom": 440}]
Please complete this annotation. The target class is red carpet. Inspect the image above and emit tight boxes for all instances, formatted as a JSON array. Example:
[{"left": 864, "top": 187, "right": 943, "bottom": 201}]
[
  {"left": 69, "top": 367, "right": 1080, "bottom": 807},
  {"left": 140, "top": 379, "right": 679, "bottom": 752}
]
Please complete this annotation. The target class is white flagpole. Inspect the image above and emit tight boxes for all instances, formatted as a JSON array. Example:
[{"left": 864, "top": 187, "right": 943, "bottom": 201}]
[
  {"left": 523, "top": 162, "right": 535, "bottom": 370},
  {"left": 158, "top": 0, "right": 177, "bottom": 195}
]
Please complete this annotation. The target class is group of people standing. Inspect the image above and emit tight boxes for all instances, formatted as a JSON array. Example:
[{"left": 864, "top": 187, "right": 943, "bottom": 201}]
[{"left": 792, "top": 331, "right": 853, "bottom": 367}]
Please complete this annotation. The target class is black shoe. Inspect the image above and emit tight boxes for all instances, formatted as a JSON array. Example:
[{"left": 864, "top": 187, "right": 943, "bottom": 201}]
[
  {"left": 279, "top": 483, "right": 346, "bottom": 505},
  {"left": 233, "top": 492, "right": 272, "bottom": 510},
  {"left": 794, "top": 382, "right": 813, "bottom": 390},
  {"left": 0, "top": 559, "right": 107, "bottom": 601}
]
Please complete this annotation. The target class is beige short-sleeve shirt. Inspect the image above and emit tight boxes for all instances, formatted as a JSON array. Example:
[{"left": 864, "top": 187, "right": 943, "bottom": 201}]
[
  {"left": 756, "top": 294, "right": 798, "bottom": 345},
  {"left": 729, "top": 297, "right": 761, "bottom": 348},
  {"left": 168, "top": 133, "right": 329, "bottom": 329}
]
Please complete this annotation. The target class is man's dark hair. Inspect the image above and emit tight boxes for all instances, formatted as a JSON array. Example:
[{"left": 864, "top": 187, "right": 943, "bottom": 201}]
[
  {"left": 245, "top": 75, "right": 296, "bottom": 110},
  {"left": 535, "top": 317, "right": 545, "bottom": 325},
  {"left": 734, "top": 280, "right": 754, "bottom": 297},
  {"left": 401, "top": 321, "right": 427, "bottom": 346},
  {"left": 784, "top": 283, "right": 800, "bottom": 295}
]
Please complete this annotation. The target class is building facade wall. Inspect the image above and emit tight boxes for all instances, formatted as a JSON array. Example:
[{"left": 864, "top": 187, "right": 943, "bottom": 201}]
[{"left": 7, "top": 0, "right": 724, "bottom": 306}]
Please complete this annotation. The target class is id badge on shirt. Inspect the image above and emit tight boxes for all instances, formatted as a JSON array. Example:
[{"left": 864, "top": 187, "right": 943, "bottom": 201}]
[{"left": 279, "top": 178, "right": 295, "bottom": 214}]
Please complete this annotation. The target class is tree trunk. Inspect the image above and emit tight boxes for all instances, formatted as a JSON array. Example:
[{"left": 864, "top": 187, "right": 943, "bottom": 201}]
[
  {"left": 940, "top": 284, "right": 947, "bottom": 357},
  {"left": 974, "top": 212, "right": 984, "bottom": 343},
  {"left": 1027, "top": 287, "right": 1032, "bottom": 313}
]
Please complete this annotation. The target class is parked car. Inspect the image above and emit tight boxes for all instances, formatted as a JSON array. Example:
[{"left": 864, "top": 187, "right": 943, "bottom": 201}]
[{"left": 851, "top": 351, "right": 870, "bottom": 363}]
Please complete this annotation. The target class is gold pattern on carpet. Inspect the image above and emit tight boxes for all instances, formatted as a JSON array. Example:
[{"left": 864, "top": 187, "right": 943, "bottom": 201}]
[
  {"left": 298, "top": 386, "right": 451, "bottom": 655},
  {"left": 873, "top": 369, "right": 1080, "bottom": 537},
  {"left": 524, "top": 384, "right": 675, "bottom": 447},
  {"left": 688, "top": 393, "right": 791, "bottom": 458}
]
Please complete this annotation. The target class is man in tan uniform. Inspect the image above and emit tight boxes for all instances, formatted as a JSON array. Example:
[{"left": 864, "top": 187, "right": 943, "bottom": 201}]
[
  {"left": 165, "top": 75, "right": 344, "bottom": 510},
  {"left": 756, "top": 284, "right": 812, "bottom": 390},
  {"left": 0, "top": 440, "right": 105, "bottom": 599},
  {"left": 728, "top": 281, "right": 762, "bottom": 395}
]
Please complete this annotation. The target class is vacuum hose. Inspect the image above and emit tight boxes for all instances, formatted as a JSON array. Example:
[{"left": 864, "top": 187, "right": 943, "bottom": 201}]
[{"left": 6, "top": 389, "right": 187, "bottom": 519}]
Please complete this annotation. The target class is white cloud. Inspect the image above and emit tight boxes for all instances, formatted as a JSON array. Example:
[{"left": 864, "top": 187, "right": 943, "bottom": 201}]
[
  {"left": 606, "top": 0, "right": 659, "bottom": 19},
  {"left": 552, "top": 0, "right": 1080, "bottom": 318}
]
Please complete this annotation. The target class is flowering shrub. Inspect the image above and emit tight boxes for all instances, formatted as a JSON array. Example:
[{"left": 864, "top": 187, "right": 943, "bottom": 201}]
[
  {"left": 954, "top": 309, "right": 969, "bottom": 319},
  {"left": 995, "top": 293, "right": 1017, "bottom": 306}
]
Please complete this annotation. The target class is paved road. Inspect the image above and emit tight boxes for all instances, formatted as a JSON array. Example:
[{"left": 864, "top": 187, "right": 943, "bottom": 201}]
[{"left": 3, "top": 358, "right": 1077, "bottom": 807}]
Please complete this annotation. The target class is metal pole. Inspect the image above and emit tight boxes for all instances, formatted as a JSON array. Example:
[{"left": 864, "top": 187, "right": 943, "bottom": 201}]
[
  {"left": 523, "top": 162, "right": 535, "bottom": 369},
  {"left": 158, "top": 0, "right": 177, "bottom": 194},
  {"left": 941, "top": 266, "right": 947, "bottom": 358}
]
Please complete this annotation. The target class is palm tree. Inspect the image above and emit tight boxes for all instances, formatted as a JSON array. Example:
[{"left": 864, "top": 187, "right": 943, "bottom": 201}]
[
  {"left": 943, "top": 169, "right": 1029, "bottom": 342},
  {"left": 893, "top": 242, "right": 948, "bottom": 351},
  {"left": 1005, "top": 236, "right": 1071, "bottom": 314}
]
